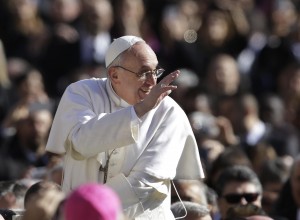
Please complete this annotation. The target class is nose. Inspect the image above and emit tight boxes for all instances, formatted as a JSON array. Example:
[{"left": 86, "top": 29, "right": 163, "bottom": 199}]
[
  {"left": 145, "top": 72, "right": 157, "bottom": 85},
  {"left": 240, "top": 197, "right": 248, "bottom": 205}
]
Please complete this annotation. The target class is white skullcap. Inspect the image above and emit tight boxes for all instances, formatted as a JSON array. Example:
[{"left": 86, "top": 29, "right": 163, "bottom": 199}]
[{"left": 105, "top": 35, "right": 145, "bottom": 67}]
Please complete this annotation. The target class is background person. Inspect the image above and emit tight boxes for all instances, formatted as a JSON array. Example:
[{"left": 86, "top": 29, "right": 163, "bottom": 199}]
[{"left": 213, "top": 165, "right": 263, "bottom": 220}]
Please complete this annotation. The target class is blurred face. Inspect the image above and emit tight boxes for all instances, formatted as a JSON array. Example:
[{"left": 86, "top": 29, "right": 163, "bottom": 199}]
[
  {"left": 82, "top": 0, "right": 113, "bottom": 34},
  {"left": 218, "top": 181, "right": 262, "bottom": 219},
  {"left": 9, "top": 0, "right": 38, "bottom": 20},
  {"left": 209, "top": 56, "right": 240, "bottom": 96},
  {"left": 18, "top": 70, "right": 45, "bottom": 104},
  {"left": 50, "top": 0, "right": 81, "bottom": 23},
  {"left": 17, "top": 109, "right": 52, "bottom": 152},
  {"left": 291, "top": 160, "right": 300, "bottom": 207},
  {"left": 200, "top": 139, "right": 224, "bottom": 168},
  {"left": 289, "top": 70, "right": 300, "bottom": 96},
  {"left": 207, "top": 11, "right": 229, "bottom": 44},
  {"left": 109, "top": 43, "right": 159, "bottom": 105},
  {"left": 31, "top": 110, "right": 53, "bottom": 139},
  {"left": 171, "top": 181, "right": 206, "bottom": 204},
  {"left": 262, "top": 181, "right": 282, "bottom": 214},
  {"left": 120, "top": 0, "right": 145, "bottom": 23}
]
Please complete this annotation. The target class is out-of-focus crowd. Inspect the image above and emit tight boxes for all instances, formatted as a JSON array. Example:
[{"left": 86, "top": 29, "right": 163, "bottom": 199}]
[{"left": 0, "top": 0, "right": 300, "bottom": 219}]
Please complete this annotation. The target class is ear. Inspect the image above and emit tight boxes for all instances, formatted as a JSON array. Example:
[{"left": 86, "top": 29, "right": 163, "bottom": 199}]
[{"left": 107, "top": 67, "right": 120, "bottom": 84}]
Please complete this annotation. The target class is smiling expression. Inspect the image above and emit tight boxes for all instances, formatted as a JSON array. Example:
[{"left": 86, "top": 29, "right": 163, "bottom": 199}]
[{"left": 108, "top": 42, "right": 159, "bottom": 105}]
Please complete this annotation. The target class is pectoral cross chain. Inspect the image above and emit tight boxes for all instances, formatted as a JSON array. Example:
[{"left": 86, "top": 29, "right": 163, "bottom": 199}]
[{"left": 99, "top": 149, "right": 116, "bottom": 184}]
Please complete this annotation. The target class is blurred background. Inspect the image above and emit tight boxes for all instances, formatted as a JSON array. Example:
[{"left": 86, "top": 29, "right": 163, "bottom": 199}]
[{"left": 0, "top": 0, "right": 300, "bottom": 218}]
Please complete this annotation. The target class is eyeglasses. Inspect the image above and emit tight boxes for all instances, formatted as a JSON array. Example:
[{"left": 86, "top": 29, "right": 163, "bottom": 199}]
[
  {"left": 113, "top": 65, "right": 165, "bottom": 79},
  {"left": 222, "top": 193, "right": 260, "bottom": 204}
]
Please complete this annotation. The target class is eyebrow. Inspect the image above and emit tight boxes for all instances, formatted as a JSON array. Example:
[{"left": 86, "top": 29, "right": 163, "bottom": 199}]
[{"left": 139, "top": 64, "right": 160, "bottom": 71}]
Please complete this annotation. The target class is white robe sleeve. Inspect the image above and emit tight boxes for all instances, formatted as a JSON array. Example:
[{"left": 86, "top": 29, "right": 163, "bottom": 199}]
[
  {"left": 46, "top": 80, "right": 137, "bottom": 158},
  {"left": 106, "top": 171, "right": 169, "bottom": 219}
]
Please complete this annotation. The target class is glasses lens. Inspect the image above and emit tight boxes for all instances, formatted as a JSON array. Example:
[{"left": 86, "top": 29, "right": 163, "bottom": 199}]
[
  {"left": 244, "top": 193, "right": 259, "bottom": 203},
  {"left": 155, "top": 69, "right": 165, "bottom": 78},
  {"left": 142, "top": 71, "right": 154, "bottom": 79},
  {"left": 224, "top": 193, "right": 259, "bottom": 204},
  {"left": 224, "top": 194, "right": 242, "bottom": 204},
  {"left": 141, "top": 69, "right": 164, "bottom": 79}
]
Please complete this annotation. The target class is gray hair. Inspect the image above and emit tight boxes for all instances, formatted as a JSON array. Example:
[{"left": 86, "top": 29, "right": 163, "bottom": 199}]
[{"left": 171, "top": 201, "right": 210, "bottom": 218}]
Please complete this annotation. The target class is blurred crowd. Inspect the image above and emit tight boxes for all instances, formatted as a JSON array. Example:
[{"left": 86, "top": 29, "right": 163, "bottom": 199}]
[{"left": 0, "top": 0, "right": 300, "bottom": 219}]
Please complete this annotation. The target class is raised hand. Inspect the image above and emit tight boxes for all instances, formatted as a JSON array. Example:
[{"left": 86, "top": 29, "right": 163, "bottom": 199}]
[{"left": 134, "top": 70, "right": 180, "bottom": 118}]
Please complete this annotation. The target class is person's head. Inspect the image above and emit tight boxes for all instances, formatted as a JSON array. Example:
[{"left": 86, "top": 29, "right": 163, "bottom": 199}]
[
  {"left": 269, "top": 0, "right": 297, "bottom": 37},
  {"left": 113, "top": 0, "right": 145, "bottom": 31},
  {"left": 215, "top": 165, "right": 263, "bottom": 219},
  {"left": 259, "top": 158, "right": 290, "bottom": 213},
  {"left": 0, "top": 180, "right": 27, "bottom": 210},
  {"left": 24, "top": 181, "right": 61, "bottom": 209},
  {"left": 16, "top": 68, "right": 47, "bottom": 102},
  {"left": 171, "top": 180, "right": 208, "bottom": 205},
  {"left": 27, "top": 104, "right": 53, "bottom": 142},
  {"left": 106, "top": 36, "right": 164, "bottom": 105},
  {"left": 81, "top": 0, "right": 113, "bottom": 35},
  {"left": 170, "top": 68, "right": 200, "bottom": 110},
  {"left": 64, "top": 183, "right": 123, "bottom": 220},
  {"left": 207, "top": 147, "right": 252, "bottom": 187},
  {"left": 197, "top": 8, "right": 232, "bottom": 48},
  {"left": 6, "top": 0, "right": 39, "bottom": 23},
  {"left": 259, "top": 93, "right": 285, "bottom": 126},
  {"left": 206, "top": 54, "right": 240, "bottom": 96},
  {"left": 22, "top": 181, "right": 64, "bottom": 220},
  {"left": 171, "top": 201, "right": 212, "bottom": 220},
  {"left": 48, "top": 0, "right": 81, "bottom": 23},
  {"left": 277, "top": 62, "right": 300, "bottom": 100},
  {"left": 14, "top": 103, "right": 53, "bottom": 153},
  {"left": 290, "top": 155, "right": 300, "bottom": 208},
  {"left": 188, "top": 111, "right": 220, "bottom": 141}
]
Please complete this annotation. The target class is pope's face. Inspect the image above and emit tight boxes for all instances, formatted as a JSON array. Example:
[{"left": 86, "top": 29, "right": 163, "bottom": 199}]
[{"left": 110, "top": 43, "right": 159, "bottom": 105}]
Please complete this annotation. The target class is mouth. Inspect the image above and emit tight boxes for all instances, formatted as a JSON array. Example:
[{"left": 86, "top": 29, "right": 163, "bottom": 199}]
[
  {"left": 138, "top": 87, "right": 152, "bottom": 99},
  {"left": 141, "top": 87, "right": 151, "bottom": 93}
]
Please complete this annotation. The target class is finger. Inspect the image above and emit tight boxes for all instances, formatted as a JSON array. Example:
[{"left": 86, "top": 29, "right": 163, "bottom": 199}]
[
  {"left": 159, "top": 84, "right": 177, "bottom": 97},
  {"left": 159, "top": 70, "right": 180, "bottom": 88}
]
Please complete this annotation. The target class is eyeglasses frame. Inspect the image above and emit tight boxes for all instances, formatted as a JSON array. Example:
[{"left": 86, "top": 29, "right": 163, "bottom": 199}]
[
  {"left": 113, "top": 65, "right": 165, "bottom": 79},
  {"left": 222, "top": 192, "right": 260, "bottom": 204}
]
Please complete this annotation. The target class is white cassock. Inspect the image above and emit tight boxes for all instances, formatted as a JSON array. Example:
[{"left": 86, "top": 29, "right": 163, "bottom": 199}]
[{"left": 46, "top": 78, "right": 204, "bottom": 219}]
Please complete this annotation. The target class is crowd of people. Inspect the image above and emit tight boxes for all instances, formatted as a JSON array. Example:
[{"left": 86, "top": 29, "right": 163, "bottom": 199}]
[{"left": 0, "top": 0, "right": 300, "bottom": 219}]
